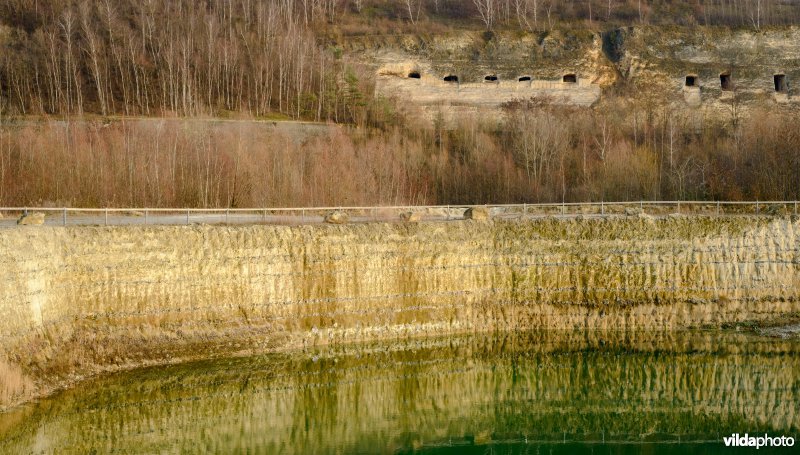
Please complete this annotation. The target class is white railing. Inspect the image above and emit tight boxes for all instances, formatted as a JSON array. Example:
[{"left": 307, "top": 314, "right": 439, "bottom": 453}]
[{"left": 0, "top": 201, "right": 798, "bottom": 226}]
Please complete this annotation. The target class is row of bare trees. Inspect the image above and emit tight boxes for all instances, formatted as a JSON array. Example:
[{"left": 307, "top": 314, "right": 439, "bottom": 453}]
[
  {"left": 361, "top": 0, "right": 800, "bottom": 30},
  {"left": 2, "top": 0, "right": 800, "bottom": 117},
  {"left": 469, "top": 0, "right": 797, "bottom": 29},
  {"left": 0, "top": 120, "right": 426, "bottom": 208},
  {"left": 1, "top": 95, "right": 798, "bottom": 208},
  {"left": 0, "top": 0, "right": 375, "bottom": 119}
]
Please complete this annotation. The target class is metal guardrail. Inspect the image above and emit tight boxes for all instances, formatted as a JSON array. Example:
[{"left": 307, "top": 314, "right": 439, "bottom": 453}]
[{"left": 0, "top": 201, "right": 798, "bottom": 227}]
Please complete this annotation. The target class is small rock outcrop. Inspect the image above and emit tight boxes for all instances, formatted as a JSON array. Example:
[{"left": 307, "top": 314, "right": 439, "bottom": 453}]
[
  {"left": 464, "top": 207, "right": 491, "bottom": 221},
  {"left": 324, "top": 210, "right": 350, "bottom": 224},
  {"left": 400, "top": 211, "right": 421, "bottom": 222},
  {"left": 17, "top": 213, "right": 46, "bottom": 226},
  {"left": 625, "top": 207, "right": 644, "bottom": 217}
]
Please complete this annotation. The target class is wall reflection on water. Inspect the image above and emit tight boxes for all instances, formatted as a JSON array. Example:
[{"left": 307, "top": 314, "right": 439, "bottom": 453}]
[{"left": 1, "top": 330, "right": 798, "bottom": 454}]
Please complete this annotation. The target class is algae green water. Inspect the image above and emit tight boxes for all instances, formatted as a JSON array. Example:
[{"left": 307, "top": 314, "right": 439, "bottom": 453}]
[{"left": 0, "top": 330, "right": 798, "bottom": 454}]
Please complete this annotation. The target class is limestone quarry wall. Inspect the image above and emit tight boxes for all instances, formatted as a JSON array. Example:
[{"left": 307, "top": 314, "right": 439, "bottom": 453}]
[
  {"left": 359, "top": 27, "right": 800, "bottom": 117},
  {"left": 1, "top": 216, "right": 799, "bottom": 409},
  {"left": 375, "top": 76, "right": 601, "bottom": 122}
]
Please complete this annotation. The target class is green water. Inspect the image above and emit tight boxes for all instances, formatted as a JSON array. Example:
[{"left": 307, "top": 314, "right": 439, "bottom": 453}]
[{"left": 1, "top": 330, "right": 798, "bottom": 454}]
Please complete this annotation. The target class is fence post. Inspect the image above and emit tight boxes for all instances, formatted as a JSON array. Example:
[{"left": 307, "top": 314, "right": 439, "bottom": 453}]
[
  {"left": 186, "top": 209, "right": 190, "bottom": 225},
  {"left": 301, "top": 208, "right": 305, "bottom": 223},
  {"left": 795, "top": 201, "right": 798, "bottom": 215},
  {"left": 717, "top": 200, "right": 720, "bottom": 215},
  {"left": 677, "top": 202, "right": 680, "bottom": 213},
  {"left": 601, "top": 201, "right": 604, "bottom": 215},
  {"left": 144, "top": 210, "right": 148, "bottom": 225},
  {"left": 105, "top": 209, "right": 108, "bottom": 226},
  {"left": 561, "top": 201, "right": 565, "bottom": 215},
  {"left": 756, "top": 200, "right": 759, "bottom": 214},
  {"left": 63, "top": 208, "right": 67, "bottom": 226},
  {"left": 523, "top": 203, "right": 527, "bottom": 218},
  {"left": 446, "top": 205, "right": 450, "bottom": 221},
  {"left": 226, "top": 208, "right": 229, "bottom": 224}
]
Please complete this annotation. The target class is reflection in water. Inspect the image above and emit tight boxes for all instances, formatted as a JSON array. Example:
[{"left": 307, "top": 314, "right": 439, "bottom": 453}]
[{"left": 1, "top": 330, "right": 798, "bottom": 454}]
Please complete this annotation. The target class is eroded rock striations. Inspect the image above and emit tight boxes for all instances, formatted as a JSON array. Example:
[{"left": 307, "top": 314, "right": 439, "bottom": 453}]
[{"left": 0, "top": 216, "right": 799, "bottom": 409}]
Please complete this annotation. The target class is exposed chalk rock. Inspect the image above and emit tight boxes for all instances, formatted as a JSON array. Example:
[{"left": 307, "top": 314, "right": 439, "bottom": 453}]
[
  {"left": 16, "top": 213, "right": 45, "bottom": 226},
  {"left": 625, "top": 207, "right": 644, "bottom": 216},
  {"left": 324, "top": 210, "right": 349, "bottom": 224},
  {"left": 1, "top": 217, "right": 799, "bottom": 410},
  {"left": 464, "top": 207, "right": 491, "bottom": 221}
]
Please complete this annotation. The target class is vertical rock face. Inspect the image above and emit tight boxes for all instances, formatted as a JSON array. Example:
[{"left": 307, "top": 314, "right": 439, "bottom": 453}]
[
  {"left": 0, "top": 216, "right": 798, "bottom": 408},
  {"left": 360, "top": 27, "right": 800, "bottom": 119}
]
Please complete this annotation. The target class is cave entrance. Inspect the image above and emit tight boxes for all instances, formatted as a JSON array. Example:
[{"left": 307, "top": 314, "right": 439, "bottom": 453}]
[
  {"left": 443, "top": 75, "right": 459, "bottom": 83},
  {"left": 408, "top": 71, "right": 421, "bottom": 79},
  {"left": 685, "top": 75, "right": 698, "bottom": 87},
  {"left": 720, "top": 73, "right": 732, "bottom": 91},
  {"left": 774, "top": 74, "right": 787, "bottom": 92},
  {"left": 518, "top": 76, "right": 531, "bottom": 82},
  {"left": 562, "top": 74, "right": 577, "bottom": 83},
  {"left": 484, "top": 75, "right": 498, "bottom": 82}
]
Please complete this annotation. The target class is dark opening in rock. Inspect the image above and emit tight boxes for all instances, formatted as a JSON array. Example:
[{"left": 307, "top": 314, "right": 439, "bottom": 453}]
[
  {"left": 518, "top": 76, "right": 531, "bottom": 82},
  {"left": 408, "top": 72, "right": 421, "bottom": 79},
  {"left": 562, "top": 74, "right": 577, "bottom": 83},
  {"left": 720, "top": 73, "right": 732, "bottom": 91},
  {"left": 685, "top": 75, "right": 698, "bottom": 87},
  {"left": 443, "top": 75, "right": 459, "bottom": 83},
  {"left": 484, "top": 75, "right": 498, "bottom": 82},
  {"left": 774, "top": 74, "right": 787, "bottom": 92}
]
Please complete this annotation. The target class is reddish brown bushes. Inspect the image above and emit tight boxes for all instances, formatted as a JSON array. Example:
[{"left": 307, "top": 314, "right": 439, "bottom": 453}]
[
  {"left": 1, "top": 97, "right": 798, "bottom": 208},
  {"left": 0, "top": 120, "right": 428, "bottom": 207}
]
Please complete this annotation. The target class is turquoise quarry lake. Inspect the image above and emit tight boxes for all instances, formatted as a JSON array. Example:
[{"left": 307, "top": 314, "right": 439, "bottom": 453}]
[{"left": 1, "top": 330, "right": 798, "bottom": 454}]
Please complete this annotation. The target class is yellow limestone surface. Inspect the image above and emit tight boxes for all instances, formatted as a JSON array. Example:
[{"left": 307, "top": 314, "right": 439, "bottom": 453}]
[{"left": 0, "top": 216, "right": 798, "bottom": 409}]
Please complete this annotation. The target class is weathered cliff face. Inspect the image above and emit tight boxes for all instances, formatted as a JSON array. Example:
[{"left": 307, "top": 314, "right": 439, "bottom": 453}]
[
  {"left": 1, "top": 216, "right": 799, "bottom": 409},
  {"left": 358, "top": 30, "right": 616, "bottom": 87},
  {"left": 611, "top": 26, "right": 800, "bottom": 108},
  {"left": 364, "top": 30, "right": 610, "bottom": 119},
  {"left": 359, "top": 27, "right": 800, "bottom": 118}
]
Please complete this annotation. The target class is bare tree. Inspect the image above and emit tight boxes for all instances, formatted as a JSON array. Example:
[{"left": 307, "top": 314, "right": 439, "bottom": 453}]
[
  {"left": 404, "top": 0, "right": 422, "bottom": 24},
  {"left": 473, "top": 0, "right": 496, "bottom": 29},
  {"left": 513, "top": 0, "right": 534, "bottom": 29},
  {"left": 80, "top": 1, "right": 108, "bottom": 115},
  {"left": 749, "top": 0, "right": 762, "bottom": 29}
]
